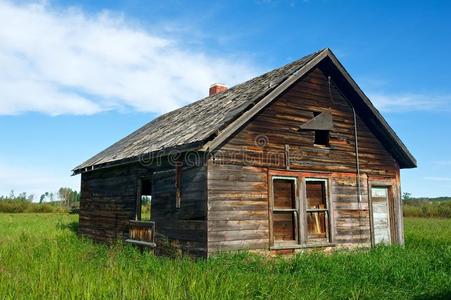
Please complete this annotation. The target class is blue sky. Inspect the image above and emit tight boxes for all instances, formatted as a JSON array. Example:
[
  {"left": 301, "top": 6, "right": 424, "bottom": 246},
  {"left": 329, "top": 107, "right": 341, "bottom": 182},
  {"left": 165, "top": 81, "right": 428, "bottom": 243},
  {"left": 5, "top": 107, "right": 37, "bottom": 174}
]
[{"left": 0, "top": 0, "right": 450, "bottom": 198}]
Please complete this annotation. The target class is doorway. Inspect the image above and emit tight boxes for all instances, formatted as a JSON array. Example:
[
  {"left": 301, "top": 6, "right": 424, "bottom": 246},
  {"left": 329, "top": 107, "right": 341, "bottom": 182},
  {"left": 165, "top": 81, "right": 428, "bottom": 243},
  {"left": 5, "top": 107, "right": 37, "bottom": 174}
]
[{"left": 370, "top": 186, "right": 392, "bottom": 245}]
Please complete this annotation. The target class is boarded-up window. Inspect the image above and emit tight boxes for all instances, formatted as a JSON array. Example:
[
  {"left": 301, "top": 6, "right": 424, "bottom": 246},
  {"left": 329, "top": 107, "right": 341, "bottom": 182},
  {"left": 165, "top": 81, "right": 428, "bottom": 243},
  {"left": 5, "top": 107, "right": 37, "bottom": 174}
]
[
  {"left": 272, "top": 178, "right": 297, "bottom": 243},
  {"left": 305, "top": 180, "right": 329, "bottom": 242}
]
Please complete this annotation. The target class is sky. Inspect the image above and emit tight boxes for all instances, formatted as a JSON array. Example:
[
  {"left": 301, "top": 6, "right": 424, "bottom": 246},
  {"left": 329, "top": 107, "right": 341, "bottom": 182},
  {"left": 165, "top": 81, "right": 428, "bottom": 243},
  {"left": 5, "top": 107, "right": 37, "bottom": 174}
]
[{"left": 0, "top": 0, "right": 450, "bottom": 198}]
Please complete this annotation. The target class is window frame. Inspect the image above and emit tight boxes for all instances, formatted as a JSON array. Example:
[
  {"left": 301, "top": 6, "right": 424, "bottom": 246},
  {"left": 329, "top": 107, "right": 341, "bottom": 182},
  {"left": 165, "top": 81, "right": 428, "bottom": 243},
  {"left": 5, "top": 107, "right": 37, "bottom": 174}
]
[
  {"left": 314, "top": 130, "right": 330, "bottom": 147},
  {"left": 269, "top": 171, "right": 334, "bottom": 249},
  {"left": 304, "top": 178, "right": 331, "bottom": 244},
  {"left": 135, "top": 176, "right": 152, "bottom": 221},
  {"left": 270, "top": 176, "right": 300, "bottom": 246}
]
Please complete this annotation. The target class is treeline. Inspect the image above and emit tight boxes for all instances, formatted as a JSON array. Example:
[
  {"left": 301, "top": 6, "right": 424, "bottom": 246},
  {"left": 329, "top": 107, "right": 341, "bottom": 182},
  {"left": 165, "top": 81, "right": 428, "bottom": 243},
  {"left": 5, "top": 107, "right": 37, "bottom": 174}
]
[
  {"left": 2, "top": 188, "right": 450, "bottom": 218},
  {"left": 402, "top": 193, "right": 451, "bottom": 202},
  {"left": 0, "top": 188, "right": 80, "bottom": 213},
  {"left": 403, "top": 201, "right": 451, "bottom": 218},
  {"left": 402, "top": 193, "right": 451, "bottom": 218}
]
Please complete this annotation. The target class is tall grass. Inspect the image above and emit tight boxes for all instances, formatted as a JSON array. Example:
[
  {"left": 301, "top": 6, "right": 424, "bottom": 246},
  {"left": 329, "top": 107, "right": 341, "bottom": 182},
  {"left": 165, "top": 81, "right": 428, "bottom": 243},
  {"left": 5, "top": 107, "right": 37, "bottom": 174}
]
[
  {"left": 0, "top": 214, "right": 450, "bottom": 299},
  {"left": 0, "top": 200, "right": 67, "bottom": 213},
  {"left": 403, "top": 200, "right": 451, "bottom": 218}
]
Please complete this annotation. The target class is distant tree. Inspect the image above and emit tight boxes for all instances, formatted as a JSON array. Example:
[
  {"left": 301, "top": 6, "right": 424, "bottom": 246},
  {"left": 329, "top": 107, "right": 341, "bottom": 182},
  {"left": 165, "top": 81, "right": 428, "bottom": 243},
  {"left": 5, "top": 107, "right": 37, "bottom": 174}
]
[
  {"left": 57, "top": 187, "right": 80, "bottom": 208},
  {"left": 58, "top": 187, "right": 69, "bottom": 206},
  {"left": 142, "top": 196, "right": 151, "bottom": 205},
  {"left": 40, "top": 192, "right": 50, "bottom": 203},
  {"left": 402, "top": 192, "right": 413, "bottom": 201},
  {"left": 70, "top": 190, "right": 80, "bottom": 204}
]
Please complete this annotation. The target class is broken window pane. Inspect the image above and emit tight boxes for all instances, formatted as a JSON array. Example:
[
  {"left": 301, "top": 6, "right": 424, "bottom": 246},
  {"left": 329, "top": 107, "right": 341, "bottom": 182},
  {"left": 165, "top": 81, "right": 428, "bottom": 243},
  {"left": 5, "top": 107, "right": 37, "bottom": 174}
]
[
  {"left": 306, "top": 181, "right": 326, "bottom": 209},
  {"left": 306, "top": 180, "right": 329, "bottom": 242},
  {"left": 307, "top": 211, "right": 327, "bottom": 239}
]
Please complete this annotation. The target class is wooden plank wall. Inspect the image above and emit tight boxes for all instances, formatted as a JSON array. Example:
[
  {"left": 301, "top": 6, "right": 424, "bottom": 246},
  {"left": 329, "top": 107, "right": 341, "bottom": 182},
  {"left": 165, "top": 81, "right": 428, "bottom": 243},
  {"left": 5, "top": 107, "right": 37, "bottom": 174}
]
[
  {"left": 79, "top": 161, "right": 208, "bottom": 257},
  {"left": 207, "top": 163, "right": 269, "bottom": 254},
  {"left": 212, "top": 67, "right": 398, "bottom": 176},
  {"left": 332, "top": 173, "right": 370, "bottom": 246},
  {"left": 79, "top": 163, "right": 149, "bottom": 243},
  {"left": 207, "top": 66, "right": 400, "bottom": 254},
  {"left": 152, "top": 164, "right": 208, "bottom": 257}
]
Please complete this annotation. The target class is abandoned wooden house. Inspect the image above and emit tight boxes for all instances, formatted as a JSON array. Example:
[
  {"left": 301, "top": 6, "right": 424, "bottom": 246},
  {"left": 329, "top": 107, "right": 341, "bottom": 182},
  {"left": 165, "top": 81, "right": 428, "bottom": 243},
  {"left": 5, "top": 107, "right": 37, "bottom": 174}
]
[{"left": 73, "top": 48, "right": 416, "bottom": 257}]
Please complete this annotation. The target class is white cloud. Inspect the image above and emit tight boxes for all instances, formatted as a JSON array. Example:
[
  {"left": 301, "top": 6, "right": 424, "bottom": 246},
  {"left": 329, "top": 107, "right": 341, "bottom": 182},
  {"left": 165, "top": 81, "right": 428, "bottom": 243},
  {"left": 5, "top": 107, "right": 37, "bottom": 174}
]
[
  {"left": 0, "top": 1, "right": 257, "bottom": 116},
  {"left": 369, "top": 93, "right": 451, "bottom": 112}
]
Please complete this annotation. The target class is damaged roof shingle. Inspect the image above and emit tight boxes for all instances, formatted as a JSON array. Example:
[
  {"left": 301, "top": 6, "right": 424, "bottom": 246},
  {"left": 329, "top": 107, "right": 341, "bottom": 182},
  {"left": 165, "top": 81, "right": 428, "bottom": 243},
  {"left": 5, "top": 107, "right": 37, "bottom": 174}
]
[{"left": 73, "top": 50, "right": 323, "bottom": 173}]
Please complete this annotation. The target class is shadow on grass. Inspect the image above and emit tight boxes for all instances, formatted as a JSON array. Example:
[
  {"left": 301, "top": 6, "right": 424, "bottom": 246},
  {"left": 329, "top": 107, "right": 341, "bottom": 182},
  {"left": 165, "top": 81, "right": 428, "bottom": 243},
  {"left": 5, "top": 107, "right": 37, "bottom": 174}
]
[
  {"left": 413, "top": 291, "right": 451, "bottom": 300},
  {"left": 57, "top": 221, "right": 79, "bottom": 234}
]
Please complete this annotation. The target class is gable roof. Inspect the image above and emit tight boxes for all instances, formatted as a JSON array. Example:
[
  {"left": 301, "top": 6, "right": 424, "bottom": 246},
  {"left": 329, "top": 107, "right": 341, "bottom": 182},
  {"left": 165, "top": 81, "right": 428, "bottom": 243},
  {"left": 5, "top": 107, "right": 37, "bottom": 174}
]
[{"left": 73, "top": 48, "right": 416, "bottom": 174}]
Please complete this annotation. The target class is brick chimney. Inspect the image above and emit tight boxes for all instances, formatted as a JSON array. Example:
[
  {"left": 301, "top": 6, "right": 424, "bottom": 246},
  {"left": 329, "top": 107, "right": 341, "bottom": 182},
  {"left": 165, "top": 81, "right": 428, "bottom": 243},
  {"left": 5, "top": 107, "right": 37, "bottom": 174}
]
[{"left": 209, "top": 83, "right": 227, "bottom": 96}]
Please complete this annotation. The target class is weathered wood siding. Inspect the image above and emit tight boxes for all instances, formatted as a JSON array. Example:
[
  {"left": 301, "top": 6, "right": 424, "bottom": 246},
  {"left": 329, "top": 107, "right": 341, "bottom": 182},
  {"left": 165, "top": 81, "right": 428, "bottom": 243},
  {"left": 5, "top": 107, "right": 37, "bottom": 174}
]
[
  {"left": 79, "top": 160, "right": 208, "bottom": 257},
  {"left": 212, "top": 67, "right": 398, "bottom": 176},
  {"left": 152, "top": 164, "right": 208, "bottom": 257},
  {"left": 331, "top": 173, "right": 370, "bottom": 246},
  {"left": 79, "top": 164, "right": 149, "bottom": 242},
  {"left": 207, "top": 66, "right": 402, "bottom": 254},
  {"left": 207, "top": 163, "right": 269, "bottom": 254}
]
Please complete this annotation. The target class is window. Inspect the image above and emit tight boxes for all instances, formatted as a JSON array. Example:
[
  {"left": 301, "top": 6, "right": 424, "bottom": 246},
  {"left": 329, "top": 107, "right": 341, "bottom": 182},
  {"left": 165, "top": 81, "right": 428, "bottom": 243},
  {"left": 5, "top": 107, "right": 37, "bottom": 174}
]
[
  {"left": 305, "top": 179, "right": 330, "bottom": 242},
  {"left": 272, "top": 177, "right": 298, "bottom": 244},
  {"left": 136, "top": 178, "right": 152, "bottom": 221},
  {"left": 300, "top": 111, "right": 332, "bottom": 147},
  {"left": 314, "top": 130, "right": 330, "bottom": 146},
  {"left": 271, "top": 175, "right": 331, "bottom": 247}
]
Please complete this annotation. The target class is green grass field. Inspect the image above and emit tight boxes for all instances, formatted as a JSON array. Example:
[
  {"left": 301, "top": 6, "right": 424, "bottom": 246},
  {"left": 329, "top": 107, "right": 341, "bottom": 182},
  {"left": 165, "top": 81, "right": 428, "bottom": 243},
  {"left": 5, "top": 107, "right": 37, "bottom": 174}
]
[{"left": 0, "top": 214, "right": 450, "bottom": 299}]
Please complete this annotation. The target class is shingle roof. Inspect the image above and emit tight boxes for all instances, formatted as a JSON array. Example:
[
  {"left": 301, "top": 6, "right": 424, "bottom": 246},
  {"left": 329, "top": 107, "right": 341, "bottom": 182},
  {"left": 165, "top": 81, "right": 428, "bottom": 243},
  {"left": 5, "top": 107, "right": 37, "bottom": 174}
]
[
  {"left": 73, "top": 48, "right": 416, "bottom": 173},
  {"left": 73, "top": 50, "right": 324, "bottom": 173}
]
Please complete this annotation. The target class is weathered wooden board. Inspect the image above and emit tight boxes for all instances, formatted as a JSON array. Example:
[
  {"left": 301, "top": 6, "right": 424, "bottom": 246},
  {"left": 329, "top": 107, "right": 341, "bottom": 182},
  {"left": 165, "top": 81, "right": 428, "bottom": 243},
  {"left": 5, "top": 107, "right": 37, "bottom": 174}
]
[
  {"left": 206, "top": 66, "right": 401, "bottom": 254},
  {"left": 212, "top": 68, "right": 398, "bottom": 177},
  {"left": 79, "top": 159, "right": 209, "bottom": 257},
  {"left": 207, "top": 163, "right": 269, "bottom": 253}
]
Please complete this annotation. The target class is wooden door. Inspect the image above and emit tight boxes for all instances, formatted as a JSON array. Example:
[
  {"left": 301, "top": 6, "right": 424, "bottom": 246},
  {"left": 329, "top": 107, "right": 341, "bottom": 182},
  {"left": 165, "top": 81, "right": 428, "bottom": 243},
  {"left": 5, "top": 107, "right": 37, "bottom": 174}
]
[{"left": 371, "top": 187, "right": 391, "bottom": 245}]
